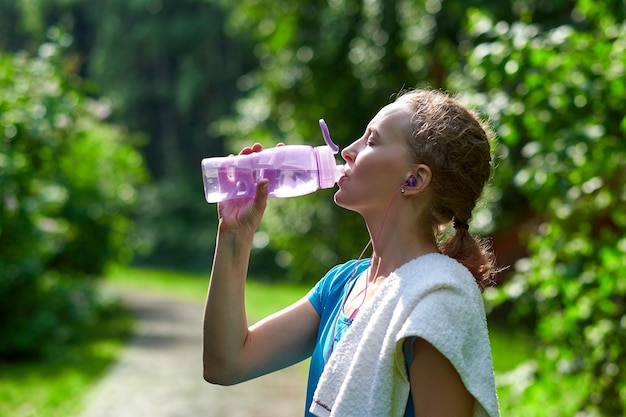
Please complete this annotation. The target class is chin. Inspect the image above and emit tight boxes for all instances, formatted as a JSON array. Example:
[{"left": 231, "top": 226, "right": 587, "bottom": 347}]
[
  {"left": 333, "top": 190, "right": 347, "bottom": 208},
  {"left": 333, "top": 191, "right": 343, "bottom": 206},
  {"left": 333, "top": 190, "right": 356, "bottom": 211}
]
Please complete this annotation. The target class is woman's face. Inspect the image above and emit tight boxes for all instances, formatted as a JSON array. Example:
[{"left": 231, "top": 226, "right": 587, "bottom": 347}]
[{"left": 335, "top": 102, "right": 414, "bottom": 213}]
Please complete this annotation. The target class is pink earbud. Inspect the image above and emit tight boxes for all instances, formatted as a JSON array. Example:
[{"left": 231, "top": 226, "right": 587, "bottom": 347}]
[{"left": 400, "top": 176, "right": 416, "bottom": 194}]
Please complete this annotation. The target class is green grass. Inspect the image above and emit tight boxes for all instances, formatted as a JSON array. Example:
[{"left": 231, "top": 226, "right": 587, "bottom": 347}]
[
  {"left": 105, "top": 264, "right": 310, "bottom": 321},
  {"left": 0, "top": 266, "right": 311, "bottom": 417},
  {"left": 0, "top": 301, "right": 133, "bottom": 417},
  {"left": 1, "top": 265, "right": 537, "bottom": 417}
]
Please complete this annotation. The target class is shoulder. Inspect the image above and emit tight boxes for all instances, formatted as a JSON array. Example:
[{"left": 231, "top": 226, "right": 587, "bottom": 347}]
[
  {"left": 394, "top": 253, "right": 478, "bottom": 296},
  {"left": 393, "top": 253, "right": 487, "bottom": 339},
  {"left": 318, "top": 258, "right": 370, "bottom": 291},
  {"left": 393, "top": 254, "right": 498, "bottom": 417}
]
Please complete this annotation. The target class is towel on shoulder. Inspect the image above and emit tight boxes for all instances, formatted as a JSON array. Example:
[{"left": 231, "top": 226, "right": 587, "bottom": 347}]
[{"left": 309, "top": 253, "right": 500, "bottom": 417}]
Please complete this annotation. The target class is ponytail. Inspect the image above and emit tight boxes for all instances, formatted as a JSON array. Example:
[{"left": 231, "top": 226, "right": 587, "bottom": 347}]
[{"left": 439, "top": 223, "right": 496, "bottom": 292}]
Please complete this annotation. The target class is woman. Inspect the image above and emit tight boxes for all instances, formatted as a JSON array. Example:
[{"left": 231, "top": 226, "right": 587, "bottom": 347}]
[{"left": 202, "top": 88, "right": 500, "bottom": 417}]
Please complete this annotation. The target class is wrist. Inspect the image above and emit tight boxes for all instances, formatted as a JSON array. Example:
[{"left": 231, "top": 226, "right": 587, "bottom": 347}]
[{"left": 217, "top": 224, "right": 255, "bottom": 243}]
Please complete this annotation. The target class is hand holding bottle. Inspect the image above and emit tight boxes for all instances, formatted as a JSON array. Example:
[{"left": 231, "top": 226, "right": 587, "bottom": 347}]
[{"left": 216, "top": 143, "right": 273, "bottom": 235}]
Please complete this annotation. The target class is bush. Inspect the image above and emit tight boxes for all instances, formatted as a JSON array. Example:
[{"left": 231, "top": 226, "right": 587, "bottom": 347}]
[
  {"left": 0, "top": 33, "right": 147, "bottom": 358},
  {"left": 453, "top": 4, "right": 626, "bottom": 414}
]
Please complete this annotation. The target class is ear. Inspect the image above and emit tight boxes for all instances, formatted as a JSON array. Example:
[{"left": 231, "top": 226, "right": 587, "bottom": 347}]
[{"left": 403, "top": 164, "right": 432, "bottom": 195}]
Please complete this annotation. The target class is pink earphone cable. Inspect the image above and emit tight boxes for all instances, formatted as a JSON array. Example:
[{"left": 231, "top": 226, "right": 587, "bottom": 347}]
[
  {"left": 325, "top": 185, "right": 405, "bottom": 361},
  {"left": 347, "top": 185, "right": 403, "bottom": 317}
]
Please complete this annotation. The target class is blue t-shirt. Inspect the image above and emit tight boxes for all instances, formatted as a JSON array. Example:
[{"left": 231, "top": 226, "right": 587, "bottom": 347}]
[{"left": 305, "top": 259, "right": 415, "bottom": 417}]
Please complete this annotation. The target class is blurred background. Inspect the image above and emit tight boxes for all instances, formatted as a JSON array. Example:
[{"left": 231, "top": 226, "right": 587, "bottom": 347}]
[{"left": 1, "top": 0, "right": 625, "bottom": 415}]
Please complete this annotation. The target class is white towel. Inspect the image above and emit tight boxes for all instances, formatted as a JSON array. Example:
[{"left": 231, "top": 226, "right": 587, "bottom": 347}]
[{"left": 310, "top": 253, "right": 500, "bottom": 417}]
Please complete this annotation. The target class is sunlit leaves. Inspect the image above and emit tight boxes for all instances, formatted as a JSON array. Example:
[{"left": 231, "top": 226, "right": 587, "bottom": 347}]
[
  {"left": 455, "top": 2, "right": 626, "bottom": 412},
  {"left": 1, "top": 35, "right": 147, "bottom": 268},
  {"left": 0, "top": 30, "right": 148, "bottom": 356}
]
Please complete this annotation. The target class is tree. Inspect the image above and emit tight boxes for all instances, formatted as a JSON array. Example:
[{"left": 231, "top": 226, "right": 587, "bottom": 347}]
[
  {"left": 0, "top": 33, "right": 147, "bottom": 357},
  {"left": 77, "top": 0, "right": 260, "bottom": 270},
  {"left": 451, "top": 2, "right": 626, "bottom": 414},
  {"left": 1, "top": 0, "right": 259, "bottom": 271}
]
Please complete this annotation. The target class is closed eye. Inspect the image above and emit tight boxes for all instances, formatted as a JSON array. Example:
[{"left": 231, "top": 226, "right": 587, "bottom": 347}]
[
  {"left": 367, "top": 127, "right": 381, "bottom": 146},
  {"left": 367, "top": 129, "right": 382, "bottom": 146}
]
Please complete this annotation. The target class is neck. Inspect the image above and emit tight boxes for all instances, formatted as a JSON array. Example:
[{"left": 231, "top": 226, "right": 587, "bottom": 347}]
[
  {"left": 365, "top": 217, "right": 438, "bottom": 280},
  {"left": 369, "top": 242, "right": 438, "bottom": 280},
  {"left": 360, "top": 188, "right": 438, "bottom": 280}
]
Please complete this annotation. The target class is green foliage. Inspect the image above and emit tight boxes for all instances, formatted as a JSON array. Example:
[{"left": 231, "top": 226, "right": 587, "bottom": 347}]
[
  {"left": 1, "top": 0, "right": 257, "bottom": 271},
  {"left": 0, "top": 34, "right": 147, "bottom": 357},
  {"left": 212, "top": 0, "right": 586, "bottom": 283},
  {"left": 454, "top": 3, "right": 626, "bottom": 414}
]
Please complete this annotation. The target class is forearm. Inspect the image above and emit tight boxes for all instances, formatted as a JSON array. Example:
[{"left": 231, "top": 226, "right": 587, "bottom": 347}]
[{"left": 202, "top": 226, "right": 254, "bottom": 384}]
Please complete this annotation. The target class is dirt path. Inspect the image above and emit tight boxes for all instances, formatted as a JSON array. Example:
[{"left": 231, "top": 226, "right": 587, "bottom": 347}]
[{"left": 76, "top": 287, "right": 308, "bottom": 417}]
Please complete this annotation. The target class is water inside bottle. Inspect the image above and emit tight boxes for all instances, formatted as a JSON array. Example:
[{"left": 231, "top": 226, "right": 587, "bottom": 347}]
[{"left": 203, "top": 166, "right": 319, "bottom": 202}]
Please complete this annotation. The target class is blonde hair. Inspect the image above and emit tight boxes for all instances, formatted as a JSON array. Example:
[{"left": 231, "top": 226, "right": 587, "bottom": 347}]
[{"left": 396, "top": 89, "right": 496, "bottom": 290}]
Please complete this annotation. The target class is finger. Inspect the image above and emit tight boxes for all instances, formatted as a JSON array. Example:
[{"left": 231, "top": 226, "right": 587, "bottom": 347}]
[
  {"left": 252, "top": 179, "right": 269, "bottom": 212},
  {"left": 239, "top": 143, "right": 264, "bottom": 155}
]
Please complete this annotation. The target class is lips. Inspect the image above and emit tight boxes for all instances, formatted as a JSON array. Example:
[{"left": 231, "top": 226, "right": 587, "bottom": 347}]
[{"left": 338, "top": 168, "right": 351, "bottom": 185}]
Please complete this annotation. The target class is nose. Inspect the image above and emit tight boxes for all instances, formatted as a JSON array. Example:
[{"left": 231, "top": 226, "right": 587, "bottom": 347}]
[{"left": 341, "top": 141, "right": 357, "bottom": 164}]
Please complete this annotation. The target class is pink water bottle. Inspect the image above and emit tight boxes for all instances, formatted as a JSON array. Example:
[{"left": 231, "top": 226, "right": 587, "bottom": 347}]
[{"left": 201, "top": 120, "right": 344, "bottom": 203}]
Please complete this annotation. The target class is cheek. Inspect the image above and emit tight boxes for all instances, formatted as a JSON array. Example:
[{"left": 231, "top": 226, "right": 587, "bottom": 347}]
[
  {"left": 352, "top": 149, "right": 407, "bottom": 190},
  {"left": 366, "top": 159, "right": 405, "bottom": 188},
  {"left": 352, "top": 168, "right": 402, "bottom": 199}
]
